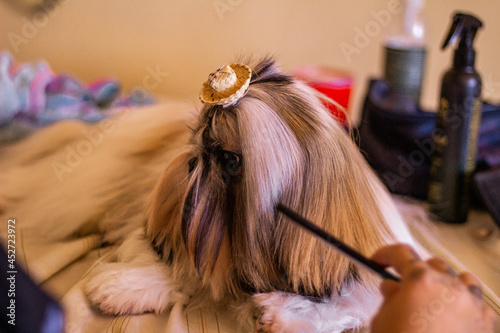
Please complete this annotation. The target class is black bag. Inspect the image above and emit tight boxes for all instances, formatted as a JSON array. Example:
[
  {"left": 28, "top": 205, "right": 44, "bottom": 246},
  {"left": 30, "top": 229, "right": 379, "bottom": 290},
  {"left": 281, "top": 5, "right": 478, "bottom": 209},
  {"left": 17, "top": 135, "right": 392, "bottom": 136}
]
[{"left": 357, "top": 79, "right": 500, "bottom": 220}]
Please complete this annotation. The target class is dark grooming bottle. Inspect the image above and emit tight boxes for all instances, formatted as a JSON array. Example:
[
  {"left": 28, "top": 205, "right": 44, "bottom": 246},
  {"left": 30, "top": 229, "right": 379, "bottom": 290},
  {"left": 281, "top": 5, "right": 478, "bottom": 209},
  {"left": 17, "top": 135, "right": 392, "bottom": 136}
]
[{"left": 428, "top": 13, "right": 483, "bottom": 223}]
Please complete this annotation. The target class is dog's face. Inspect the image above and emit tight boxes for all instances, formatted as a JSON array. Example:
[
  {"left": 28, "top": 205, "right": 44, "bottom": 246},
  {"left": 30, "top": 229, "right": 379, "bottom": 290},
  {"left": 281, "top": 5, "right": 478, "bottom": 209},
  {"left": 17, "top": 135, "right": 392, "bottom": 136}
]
[{"left": 148, "top": 58, "right": 398, "bottom": 299}]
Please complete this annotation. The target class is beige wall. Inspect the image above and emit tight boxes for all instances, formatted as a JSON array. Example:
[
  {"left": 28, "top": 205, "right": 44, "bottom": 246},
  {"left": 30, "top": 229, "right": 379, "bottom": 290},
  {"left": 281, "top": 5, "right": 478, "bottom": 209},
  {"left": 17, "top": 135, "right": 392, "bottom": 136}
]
[{"left": 1, "top": 0, "right": 500, "bottom": 121}]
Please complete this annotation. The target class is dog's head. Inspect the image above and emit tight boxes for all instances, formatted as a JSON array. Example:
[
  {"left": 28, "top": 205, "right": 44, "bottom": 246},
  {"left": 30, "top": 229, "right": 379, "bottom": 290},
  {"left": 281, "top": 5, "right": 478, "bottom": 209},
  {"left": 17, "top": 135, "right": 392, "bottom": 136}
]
[{"left": 148, "top": 58, "right": 404, "bottom": 298}]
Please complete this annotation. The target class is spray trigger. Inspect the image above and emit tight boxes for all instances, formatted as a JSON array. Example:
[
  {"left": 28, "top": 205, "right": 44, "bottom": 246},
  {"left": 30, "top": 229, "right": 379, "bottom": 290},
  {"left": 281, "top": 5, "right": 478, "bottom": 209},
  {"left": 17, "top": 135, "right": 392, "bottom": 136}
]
[{"left": 441, "top": 12, "right": 483, "bottom": 50}]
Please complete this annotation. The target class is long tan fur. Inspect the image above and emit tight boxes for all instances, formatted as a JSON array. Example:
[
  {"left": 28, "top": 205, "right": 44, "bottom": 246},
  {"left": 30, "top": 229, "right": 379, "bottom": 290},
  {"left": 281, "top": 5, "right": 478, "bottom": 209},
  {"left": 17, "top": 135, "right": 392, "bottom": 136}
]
[{"left": 147, "top": 58, "right": 415, "bottom": 302}]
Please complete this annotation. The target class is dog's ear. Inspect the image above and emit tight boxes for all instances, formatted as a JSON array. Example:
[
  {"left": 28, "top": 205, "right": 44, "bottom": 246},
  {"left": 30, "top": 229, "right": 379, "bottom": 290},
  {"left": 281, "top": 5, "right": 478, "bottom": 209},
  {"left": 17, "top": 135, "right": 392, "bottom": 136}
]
[
  {"left": 181, "top": 158, "right": 229, "bottom": 277},
  {"left": 279, "top": 96, "right": 414, "bottom": 294},
  {"left": 146, "top": 149, "right": 192, "bottom": 261},
  {"left": 147, "top": 144, "right": 230, "bottom": 277}
]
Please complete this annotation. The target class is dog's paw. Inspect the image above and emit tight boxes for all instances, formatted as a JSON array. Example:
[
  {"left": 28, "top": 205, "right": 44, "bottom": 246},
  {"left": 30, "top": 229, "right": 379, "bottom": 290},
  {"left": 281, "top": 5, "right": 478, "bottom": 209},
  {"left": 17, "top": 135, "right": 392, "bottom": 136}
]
[
  {"left": 255, "top": 309, "right": 314, "bottom": 333},
  {"left": 85, "top": 262, "right": 184, "bottom": 315}
]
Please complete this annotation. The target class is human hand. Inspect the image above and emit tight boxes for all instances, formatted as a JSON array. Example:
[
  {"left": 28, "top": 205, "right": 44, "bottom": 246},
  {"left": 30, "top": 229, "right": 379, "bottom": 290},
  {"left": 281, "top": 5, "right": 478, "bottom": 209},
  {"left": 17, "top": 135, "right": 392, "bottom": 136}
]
[{"left": 370, "top": 244, "right": 497, "bottom": 333}]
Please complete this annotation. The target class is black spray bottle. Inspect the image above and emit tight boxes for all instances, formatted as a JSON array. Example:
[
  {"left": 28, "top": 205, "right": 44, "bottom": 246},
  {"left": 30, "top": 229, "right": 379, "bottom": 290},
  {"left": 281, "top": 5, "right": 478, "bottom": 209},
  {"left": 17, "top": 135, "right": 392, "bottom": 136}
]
[{"left": 428, "top": 13, "right": 483, "bottom": 223}]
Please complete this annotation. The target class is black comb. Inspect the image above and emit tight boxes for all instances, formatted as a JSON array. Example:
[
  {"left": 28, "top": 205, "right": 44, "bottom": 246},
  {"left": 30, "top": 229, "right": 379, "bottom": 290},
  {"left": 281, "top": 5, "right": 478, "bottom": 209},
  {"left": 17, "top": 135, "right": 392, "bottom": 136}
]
[{"left": 277, "top": 203, "right": 400, "bottom": 282}]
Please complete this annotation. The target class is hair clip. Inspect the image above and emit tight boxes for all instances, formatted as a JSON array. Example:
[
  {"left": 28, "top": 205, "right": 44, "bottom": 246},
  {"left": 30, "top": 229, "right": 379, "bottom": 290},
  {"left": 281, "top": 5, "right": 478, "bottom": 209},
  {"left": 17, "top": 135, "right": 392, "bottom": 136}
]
[{"left": 199, "top": 64, "right": 251, "bottom": 107}]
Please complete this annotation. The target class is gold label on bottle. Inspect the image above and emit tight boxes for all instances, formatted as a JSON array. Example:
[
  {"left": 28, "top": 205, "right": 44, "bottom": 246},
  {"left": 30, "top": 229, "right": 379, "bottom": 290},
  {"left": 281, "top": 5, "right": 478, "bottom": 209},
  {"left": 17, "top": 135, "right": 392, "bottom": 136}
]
[
  {"left": 427, "top": 97, "right": 451, "bottom": 204},
  {"left": 432, "top": 97, "right": 450, "bottom": 153},
  {"left": 464, "top": 98, "right": 482, "bottom": 173}
]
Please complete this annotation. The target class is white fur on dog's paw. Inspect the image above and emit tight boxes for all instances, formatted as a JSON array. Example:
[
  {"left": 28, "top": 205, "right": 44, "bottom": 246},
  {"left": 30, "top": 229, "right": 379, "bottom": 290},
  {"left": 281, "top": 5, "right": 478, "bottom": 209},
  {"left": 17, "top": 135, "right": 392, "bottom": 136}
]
[
  {"left": 253, "top": 286, "right": 380, "bottom": 333},
  {"left": 85, "top": 262, "right": 184, "bottom": 315},
  {"left": 254, "top": 293, "right": 315, "bottom": 333}
]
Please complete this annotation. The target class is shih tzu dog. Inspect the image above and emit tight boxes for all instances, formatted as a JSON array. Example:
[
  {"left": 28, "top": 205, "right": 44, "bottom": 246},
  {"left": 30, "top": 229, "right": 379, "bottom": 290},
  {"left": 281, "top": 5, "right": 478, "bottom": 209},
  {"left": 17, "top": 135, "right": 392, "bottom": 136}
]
[{"left": 0, "top": 58, "right": 417, "bottom": 332}]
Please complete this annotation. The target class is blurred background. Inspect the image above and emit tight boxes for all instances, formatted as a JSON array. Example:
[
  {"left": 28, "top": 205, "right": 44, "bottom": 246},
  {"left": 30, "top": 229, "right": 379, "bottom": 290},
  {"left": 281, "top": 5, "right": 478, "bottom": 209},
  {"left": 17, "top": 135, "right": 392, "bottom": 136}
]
[
  {"left": 1, "top": 0, "right": 500, "bottom": 122},
  {"left": 1, "top": 4, "right": 500, "bottom": 330}
]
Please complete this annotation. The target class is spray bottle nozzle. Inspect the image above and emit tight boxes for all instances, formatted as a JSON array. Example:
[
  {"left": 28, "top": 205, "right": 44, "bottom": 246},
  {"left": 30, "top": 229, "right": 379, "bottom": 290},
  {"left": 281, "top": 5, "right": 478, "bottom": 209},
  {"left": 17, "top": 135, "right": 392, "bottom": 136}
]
[{"left": 442, "top": 12, "right": 483, "bottom": 50}]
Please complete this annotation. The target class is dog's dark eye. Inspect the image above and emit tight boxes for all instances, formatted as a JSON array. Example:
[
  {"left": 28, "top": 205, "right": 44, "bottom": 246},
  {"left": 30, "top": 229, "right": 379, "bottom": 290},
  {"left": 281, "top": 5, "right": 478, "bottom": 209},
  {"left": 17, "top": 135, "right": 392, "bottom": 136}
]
[
  {"left": 220, "top": 150, "right": 241, "bottom": 172},
  {"left": 188, "top": 157, "right": 197, "bottom": 173}
]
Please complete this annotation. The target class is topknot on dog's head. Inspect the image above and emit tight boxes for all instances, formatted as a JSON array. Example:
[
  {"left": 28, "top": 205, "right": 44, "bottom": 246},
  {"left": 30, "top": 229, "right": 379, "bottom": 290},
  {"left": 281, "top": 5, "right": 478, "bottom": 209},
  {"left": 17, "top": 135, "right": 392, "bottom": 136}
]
[
  {"left": 198, "top": 57, "right": 296, "bottom": 116},
  {"left": 198, "top": 57, "right": 296, "bottom": 111}
]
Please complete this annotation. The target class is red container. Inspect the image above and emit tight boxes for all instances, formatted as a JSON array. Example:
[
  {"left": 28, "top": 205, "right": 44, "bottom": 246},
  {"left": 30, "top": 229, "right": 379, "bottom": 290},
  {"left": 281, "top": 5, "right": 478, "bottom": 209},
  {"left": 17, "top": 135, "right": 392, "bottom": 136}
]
[{"left": 293, "top": 66, "right": 353, "bottom": 124}]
